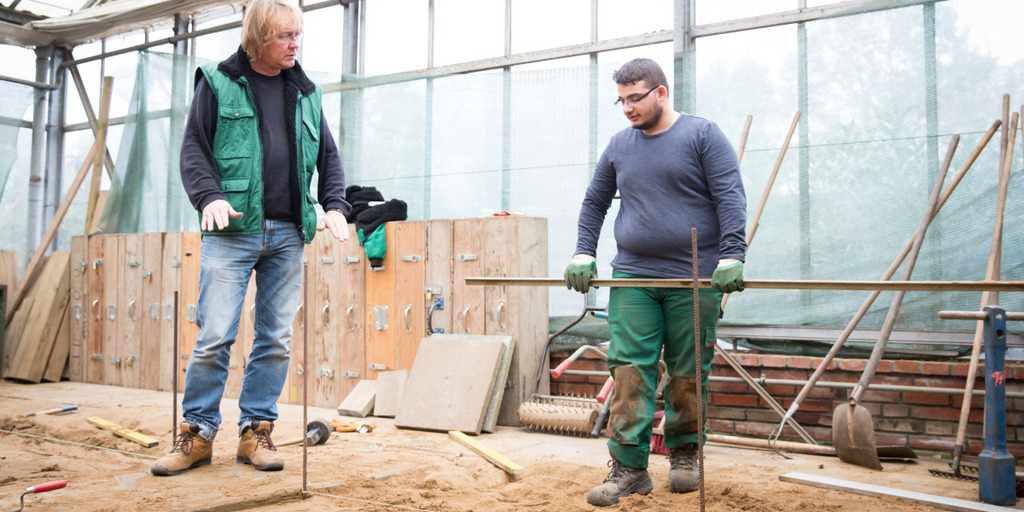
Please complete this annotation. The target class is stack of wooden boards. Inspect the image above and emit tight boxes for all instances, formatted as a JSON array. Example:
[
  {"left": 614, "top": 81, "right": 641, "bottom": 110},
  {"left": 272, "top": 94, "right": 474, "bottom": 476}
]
[
  {"left": 1, "top": 216, "right": 549, "bottom": 427},
  {"left": 1, "top": 250, "right": 72, "bottom": 383}
]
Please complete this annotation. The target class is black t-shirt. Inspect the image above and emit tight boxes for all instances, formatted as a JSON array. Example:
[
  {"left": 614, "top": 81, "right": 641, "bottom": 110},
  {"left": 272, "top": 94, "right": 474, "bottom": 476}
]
[{"left": 248, "top": 71, "right": 293, "bottom": 221}]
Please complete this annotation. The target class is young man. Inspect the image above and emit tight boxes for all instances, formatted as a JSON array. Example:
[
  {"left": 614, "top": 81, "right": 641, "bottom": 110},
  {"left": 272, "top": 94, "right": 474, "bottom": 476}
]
[
  {"left": 564, "top": 57, "right": 747, "bottom": 506},
  {"left": 152, "top": 0, "right": 350, "bottom": 476}
]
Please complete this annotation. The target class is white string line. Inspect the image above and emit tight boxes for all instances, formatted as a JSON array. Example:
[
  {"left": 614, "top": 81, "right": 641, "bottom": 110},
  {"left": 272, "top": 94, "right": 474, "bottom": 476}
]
[{"left": 0, "top": 428, "right": 159, "bottom": 459}]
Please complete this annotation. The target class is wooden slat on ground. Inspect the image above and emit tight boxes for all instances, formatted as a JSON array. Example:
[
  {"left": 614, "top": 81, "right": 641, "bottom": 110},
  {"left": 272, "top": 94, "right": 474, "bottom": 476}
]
[
  {"left": 449, "top": 430, "right": 523, "bottom": 479},
  {"left": 6, "top": 251, "right": 71, "bottom": 383},
  {"left": 87, "top": 416, "right": 159, "bottom": 448}
]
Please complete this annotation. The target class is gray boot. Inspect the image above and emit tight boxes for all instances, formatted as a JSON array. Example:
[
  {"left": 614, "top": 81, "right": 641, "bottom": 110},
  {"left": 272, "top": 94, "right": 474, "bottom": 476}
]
[
  {"left": 586, "top": 459, "right": 653, "bottom": 506},
  {"left": 668, "top": 444, "right": 700, "bottom": 493}
]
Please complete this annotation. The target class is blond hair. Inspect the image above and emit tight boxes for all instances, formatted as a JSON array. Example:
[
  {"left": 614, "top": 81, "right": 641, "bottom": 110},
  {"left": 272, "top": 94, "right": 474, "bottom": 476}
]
[{"left": 241, "top": 0, "right": 304, "bottom": 63}]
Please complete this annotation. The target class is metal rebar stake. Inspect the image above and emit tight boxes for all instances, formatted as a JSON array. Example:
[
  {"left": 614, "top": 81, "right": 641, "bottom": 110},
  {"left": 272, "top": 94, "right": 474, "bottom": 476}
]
[
  {"left": 690, "top": 228, "right": 705, "bottom": 512},
  {"left": 172, "top": 290, "right": 179, "bottom": 435},
  {"left": 302, "top": 261, "right": 309, "bottom": 498}
]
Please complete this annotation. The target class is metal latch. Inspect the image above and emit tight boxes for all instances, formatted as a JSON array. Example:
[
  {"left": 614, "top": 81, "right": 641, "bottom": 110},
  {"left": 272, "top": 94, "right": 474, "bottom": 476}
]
[
  {"left": 318, "top": 257, "right": 334, "bottom": 264},
  {"left": 424, "top": 285, "right": 442, "bottom": 295},
  {"left": 374, "top": 306, "right": 388, "bottom": 330},
  {"left": 342, "top": 256, "right": 360, "bottom": 264},
  {"left": 368, "top": 363, "right": 387, "bottom": 371},
  {"left": 106, "top": 304, "right": 117, "bottom": 321},
  {"left": 342, "top": 370, "right": 359, "bottom": 378},
  {"left": 401, "top": 255, "right": 422, "bottom": 262},
  {"left": 318, "top": 369, "right": 335, "bottom": 379},
  {"left": 457, "top": 254, "right": 477, "bottom": 262}
]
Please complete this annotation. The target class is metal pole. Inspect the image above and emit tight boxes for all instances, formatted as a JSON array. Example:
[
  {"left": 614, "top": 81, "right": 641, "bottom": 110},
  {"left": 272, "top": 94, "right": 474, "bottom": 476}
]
[
  {"left": 465, "top": 277, "right": 1024, "bottom": 293},
  {"left": 301, "top": 262, "right": 309, "bottom": 498},
  {"left": 690, "top": 228, "right": 705, "bottom": 512},
  {"left": 173, "top": 290, "right": 179, "bottom": 433}
]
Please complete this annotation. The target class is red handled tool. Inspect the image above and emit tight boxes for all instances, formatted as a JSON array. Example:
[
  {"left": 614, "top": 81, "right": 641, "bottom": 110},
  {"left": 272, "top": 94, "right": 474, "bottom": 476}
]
[{"left": 9, "top": 480, "right": 66, "bottom": 512}]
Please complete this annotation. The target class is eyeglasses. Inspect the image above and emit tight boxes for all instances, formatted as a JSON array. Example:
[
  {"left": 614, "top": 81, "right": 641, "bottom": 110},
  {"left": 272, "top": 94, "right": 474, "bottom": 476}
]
[
  {"left": 277, "top": 32, "right": 303, "bottom": 42},
  {"left": 614, "top": 86, "right": 660, "bottom": 107}
]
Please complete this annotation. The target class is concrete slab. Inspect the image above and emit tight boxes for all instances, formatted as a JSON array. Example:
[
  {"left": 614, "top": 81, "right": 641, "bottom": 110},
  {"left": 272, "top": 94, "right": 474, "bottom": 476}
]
[
  {"left": 372, "top": 369, "right": 408, "bottom": 418},
  {"left": 394, "top": 335, "right": 505, "bottom": 435},
  {"left": 337, "top": 378, "right": 377, "bottom": 417}
]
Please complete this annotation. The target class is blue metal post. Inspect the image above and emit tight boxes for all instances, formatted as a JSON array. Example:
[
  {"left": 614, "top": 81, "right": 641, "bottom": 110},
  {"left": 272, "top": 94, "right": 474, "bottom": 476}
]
[{"left": 978, "top": 305, "right": 1016, "bottom": 506}]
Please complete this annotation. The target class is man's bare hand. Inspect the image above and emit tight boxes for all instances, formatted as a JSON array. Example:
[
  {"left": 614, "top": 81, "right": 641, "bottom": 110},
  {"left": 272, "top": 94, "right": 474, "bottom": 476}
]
[
  {"left": 317, "top": 210, "right": 350, "bottom": 241},
  {"left": 201, "top": 199, "right": 243, "bottom": 231}
]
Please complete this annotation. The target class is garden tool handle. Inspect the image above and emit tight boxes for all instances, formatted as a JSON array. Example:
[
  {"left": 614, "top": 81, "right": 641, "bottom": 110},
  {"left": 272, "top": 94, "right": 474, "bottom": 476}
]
[
  {"left": 27, "top": 480, "right": 66, "bottom": 493},
  {"left": 596, "top": 377, "right": 614, "bottom": 404}
]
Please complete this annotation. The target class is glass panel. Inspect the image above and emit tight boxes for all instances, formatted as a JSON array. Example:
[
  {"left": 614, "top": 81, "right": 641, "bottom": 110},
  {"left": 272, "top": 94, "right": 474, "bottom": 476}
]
[
  {"left": 598, "top": 0, "right": 672, "bottom": 40},
  {"left": 364, "top": 0, "right": 428, "bottom": 74},
  {"left": 300, "top": 4, "right": 345, "bottom": 82},
  {"left": 696, "top": 0, "right": 797, "bottom": 25},
  {"left": 510, "top": 0, "right": 590, "bottom": 54},
  {"left": 433, "top": 0, "right": 504, "bottom": 66}
]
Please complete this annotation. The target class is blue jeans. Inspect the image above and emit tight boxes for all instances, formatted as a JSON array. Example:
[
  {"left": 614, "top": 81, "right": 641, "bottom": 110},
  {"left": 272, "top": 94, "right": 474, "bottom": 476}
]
[{"left": 181, "top": 220, "right": 303, "bottom": 440}]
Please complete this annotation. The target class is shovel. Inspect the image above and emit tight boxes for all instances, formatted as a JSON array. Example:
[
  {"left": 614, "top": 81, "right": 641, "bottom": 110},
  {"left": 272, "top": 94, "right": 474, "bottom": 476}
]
[{"left": 833, "top": 141, "right": 952, "bottom": 470}]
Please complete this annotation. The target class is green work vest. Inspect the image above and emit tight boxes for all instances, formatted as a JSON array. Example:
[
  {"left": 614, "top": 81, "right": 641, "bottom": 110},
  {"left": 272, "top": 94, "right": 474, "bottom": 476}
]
[{"left": 197, "top": 63, "right": 323, "bottom": 243}]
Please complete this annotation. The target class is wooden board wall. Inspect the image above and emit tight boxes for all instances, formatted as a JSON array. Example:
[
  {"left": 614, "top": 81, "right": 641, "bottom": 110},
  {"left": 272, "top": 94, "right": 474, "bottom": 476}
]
[
  {"left": 66, "top": 236, "right": 88, "bottom": 382},
  {"left": 158, "top": 232, "right": 181, "bottom": 392},
  {"left": 364, "top": 223, "right": 397, "bottom": 379},
  {"left": 86, "top": 235, "right": 106, "bottom": 383},
  {"left": 452, "top": 219, "right": 485, "bottom": 335},
  {"left": 177, "top": 232, "right": 201, "bottom": 392},
  {"left": 140, "top": 232, "right": 164, "bottom": 390},
  {"left": 394, "top": 221, "right": 425, "bottom": 371},
  {"left": 424, "top": 220, "right": 453, "bottom": 336}
]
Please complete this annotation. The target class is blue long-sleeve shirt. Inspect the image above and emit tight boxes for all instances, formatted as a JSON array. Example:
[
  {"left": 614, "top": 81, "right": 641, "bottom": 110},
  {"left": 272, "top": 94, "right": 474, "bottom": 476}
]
[{"left": 575, "top": 113, "right": 747, "bottom": 278}]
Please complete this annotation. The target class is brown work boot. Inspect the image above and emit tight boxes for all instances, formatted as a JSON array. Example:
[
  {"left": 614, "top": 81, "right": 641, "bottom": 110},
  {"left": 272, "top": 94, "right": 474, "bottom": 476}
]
[
  {"left": 236, "top": 420, "right": 284, "bottom": 471},
  {"left": 668, "top": 444, "right": 700, "bottom": 493},
  {"left": 586, "top": 459, "right": 653, "bottom": 506},
  {"left": 151, "top": 422, "right": 213, "bottom": 476}
]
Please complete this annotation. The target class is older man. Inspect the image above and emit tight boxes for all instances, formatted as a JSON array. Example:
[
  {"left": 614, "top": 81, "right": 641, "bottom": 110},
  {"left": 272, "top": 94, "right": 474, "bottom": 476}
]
[{"left": 152, "top": 0, "right": 350, "bottom": 476}]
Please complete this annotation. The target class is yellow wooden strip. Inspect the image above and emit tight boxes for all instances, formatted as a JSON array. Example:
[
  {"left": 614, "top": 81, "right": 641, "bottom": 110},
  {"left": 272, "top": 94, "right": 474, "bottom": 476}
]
[
  {"left": 87, "top": 416, "right": 159, "bottom": 448},
  {"left": 448, "top": 430, "right": 523, "bottom": 478}
]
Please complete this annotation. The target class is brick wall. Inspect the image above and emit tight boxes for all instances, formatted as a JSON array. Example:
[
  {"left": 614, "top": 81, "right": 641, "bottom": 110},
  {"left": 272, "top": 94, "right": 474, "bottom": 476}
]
[{"left": 548, "top": 350, "right": 1024, "bottom": 463}]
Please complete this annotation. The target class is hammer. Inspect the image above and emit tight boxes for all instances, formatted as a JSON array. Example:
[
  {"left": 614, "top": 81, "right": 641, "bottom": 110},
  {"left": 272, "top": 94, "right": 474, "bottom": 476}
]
[{"left": 276, "top": 418, "right": 332, "bottom": 448}]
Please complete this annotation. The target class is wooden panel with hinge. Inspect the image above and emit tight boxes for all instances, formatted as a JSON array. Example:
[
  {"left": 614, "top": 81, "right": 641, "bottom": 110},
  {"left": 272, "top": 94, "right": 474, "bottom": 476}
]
[
  {"left": 337, "top": 224, "right": 365, "bottom": 402},
  {"left": 499, "top": 217, "right": 549, "bottom": 426},
  {"left": 364, "top": 222, "right": 397, "bottom": 379},
  {"left": 66, "top": 235, "right": 88, "bottom": 382},
  {"left": 86, "top": 234, "right": 106, "bottom": 383},
  {"left": 285, "top": 245, "right": 314, "bottom": 404},
  {"left": 311, "top": 232, "right": 341, "bottom": 407},
  {"left": 177, "top": 232, "right": 201, "bottom": 393},
  {"left": 120, "top": 233, "right": 143, "bottom": 389},
  {"left": 424, "top": 220, "right": 453, "bottom": 337},
  {"left": 102, "top": 234, "right": 123, "bottom": 386},
  {"left": 395, "top": 221, "right": 425, "bottom": 371},
  {"left": 452, "top": 218, "right": 485, "bottom": 335},
  {"left": 159, "top": 232, "right": 181, "bottom": 392},
  {"left": 139, "top": 232, "right": 163, "bottom": 390}
]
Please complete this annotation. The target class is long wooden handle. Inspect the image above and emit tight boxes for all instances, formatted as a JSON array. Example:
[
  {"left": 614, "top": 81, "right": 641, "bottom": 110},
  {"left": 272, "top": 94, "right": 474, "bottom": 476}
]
[
  {"left": 850, "top": 134, "right": 956, "bottom": 402},
  {"left": 467, "top": 277, "right": 1024, "bottom": 292}
]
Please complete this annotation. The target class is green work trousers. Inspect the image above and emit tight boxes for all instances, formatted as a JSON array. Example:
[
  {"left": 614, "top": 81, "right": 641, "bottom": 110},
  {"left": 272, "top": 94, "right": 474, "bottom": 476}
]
[{"left": 605, "top": 270, "right": 721, "bottom": 469}]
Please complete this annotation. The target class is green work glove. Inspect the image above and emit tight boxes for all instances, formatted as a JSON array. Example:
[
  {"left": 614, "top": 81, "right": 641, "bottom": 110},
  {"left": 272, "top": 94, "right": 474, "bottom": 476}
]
[
  {"left": 564, "top": 254, "right": 598, "bottom": 293},
  {"left": 711, "top": 259, "right": 744, "bottom": 293}
]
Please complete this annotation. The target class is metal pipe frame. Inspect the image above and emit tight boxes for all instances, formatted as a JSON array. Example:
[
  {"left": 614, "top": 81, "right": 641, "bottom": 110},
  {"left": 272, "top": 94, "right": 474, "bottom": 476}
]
[{"left": 560, "top": 370, "right": 1024, "bottom": 399}]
